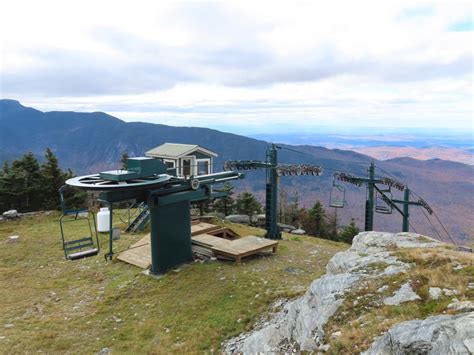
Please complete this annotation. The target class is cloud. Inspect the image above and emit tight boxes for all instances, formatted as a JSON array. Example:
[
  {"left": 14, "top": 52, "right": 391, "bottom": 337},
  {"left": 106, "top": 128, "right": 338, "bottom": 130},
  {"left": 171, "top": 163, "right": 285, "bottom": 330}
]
[{"left": 0, "top": 0, "right": 472, "bottom": 131}]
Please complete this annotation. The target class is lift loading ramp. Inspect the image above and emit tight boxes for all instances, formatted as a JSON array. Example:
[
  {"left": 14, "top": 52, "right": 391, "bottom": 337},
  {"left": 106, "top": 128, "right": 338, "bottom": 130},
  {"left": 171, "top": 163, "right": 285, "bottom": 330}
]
[{"left": 117, "top": 222, "right": 278, "bottom": 268}]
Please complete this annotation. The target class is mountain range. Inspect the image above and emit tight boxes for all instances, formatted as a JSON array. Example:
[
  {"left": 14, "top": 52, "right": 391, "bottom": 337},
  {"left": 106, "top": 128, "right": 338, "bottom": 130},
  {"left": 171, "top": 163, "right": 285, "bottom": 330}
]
[{"left": 1, "top": 99, "right": 472, "bottom": 244}]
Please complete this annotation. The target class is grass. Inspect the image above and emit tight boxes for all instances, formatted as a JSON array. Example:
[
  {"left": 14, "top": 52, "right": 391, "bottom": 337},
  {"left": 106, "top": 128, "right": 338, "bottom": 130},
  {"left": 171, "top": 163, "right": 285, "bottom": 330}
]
[
  {"left": 325, "top": 246, "right": 474, "bottom": 354},
  {"left": 0, "top": 212, "right": 346, "bottom": 353}
]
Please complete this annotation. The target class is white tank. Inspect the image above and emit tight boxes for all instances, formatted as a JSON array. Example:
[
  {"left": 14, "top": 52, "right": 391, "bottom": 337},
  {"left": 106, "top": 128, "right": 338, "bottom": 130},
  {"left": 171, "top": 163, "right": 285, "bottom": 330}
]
[{"left": 97, "top": 207, "right": 110, "bottom": 232}]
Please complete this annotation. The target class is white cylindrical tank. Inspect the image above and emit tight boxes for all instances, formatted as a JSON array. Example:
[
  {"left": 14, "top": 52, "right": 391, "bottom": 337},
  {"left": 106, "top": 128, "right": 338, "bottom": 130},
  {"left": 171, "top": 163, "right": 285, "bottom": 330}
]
[{"left": 97, "top": 207, "right": 110, "bottom": 232}]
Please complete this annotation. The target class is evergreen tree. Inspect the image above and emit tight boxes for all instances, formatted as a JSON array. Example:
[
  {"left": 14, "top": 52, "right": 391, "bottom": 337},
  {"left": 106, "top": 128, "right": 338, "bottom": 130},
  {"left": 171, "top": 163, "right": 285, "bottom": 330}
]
[
  {"left": 212, "top": 182, "right": 235, "bottom": 216},
  {"left": 326, "top": 208, "right": 339, "bottom": 241},
  {"left": 41, "top": 148, "right": 65, "bottom": 210},
  {"left": 8, "top": 153, "right": 44, "bottom": 212},
  {"left": 339, "top": 218, "right": 360, "bottom": 244},
  {"left": 121, "top": 152, "right": 129, "bottom": 170},
  {"left": 61, "top": 169, "right": 88, "bottom": 211},
  {"left": 0, "top": 150, "right": 88, "bottom": 213},
  {"left": 307, "top": 201, "right": 327, "bottom": 237},
  {"left": 235, "top": 191, "right": 262, "bottom": 220}
]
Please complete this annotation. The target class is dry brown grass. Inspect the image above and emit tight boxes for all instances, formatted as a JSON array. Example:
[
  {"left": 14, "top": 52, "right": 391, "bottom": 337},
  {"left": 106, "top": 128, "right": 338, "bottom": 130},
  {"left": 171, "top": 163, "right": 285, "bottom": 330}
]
[{"left": 326, "top": 246, "right": 473, "bottom": 354}]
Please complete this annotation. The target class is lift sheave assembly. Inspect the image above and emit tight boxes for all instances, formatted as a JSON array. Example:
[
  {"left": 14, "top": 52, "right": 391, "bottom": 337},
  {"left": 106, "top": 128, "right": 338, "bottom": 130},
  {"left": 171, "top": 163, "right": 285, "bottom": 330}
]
[{"left": 63, "top": 157, "right": 244, "bottom": 274}]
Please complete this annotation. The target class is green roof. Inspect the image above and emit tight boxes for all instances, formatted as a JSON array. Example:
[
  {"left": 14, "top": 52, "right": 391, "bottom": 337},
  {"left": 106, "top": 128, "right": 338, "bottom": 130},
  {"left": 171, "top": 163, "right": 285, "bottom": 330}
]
[{"left": 145, "top": 143, "right": 218, "bottom": 159}]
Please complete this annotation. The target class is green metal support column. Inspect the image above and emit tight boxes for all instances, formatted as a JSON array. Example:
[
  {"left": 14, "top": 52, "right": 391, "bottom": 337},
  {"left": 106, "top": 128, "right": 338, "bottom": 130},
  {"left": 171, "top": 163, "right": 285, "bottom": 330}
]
[
  {"left": 365, "top": 162, "right": 375, "bottom": 231},
  {"left": 265, "top": 144, "right": 281, "bottom": 240},
  {"left": 402, "top": 187, "right": 410, "bottom": 232},
  {"left": 148, "top": 199, "right": 193, "bottom": 275}
]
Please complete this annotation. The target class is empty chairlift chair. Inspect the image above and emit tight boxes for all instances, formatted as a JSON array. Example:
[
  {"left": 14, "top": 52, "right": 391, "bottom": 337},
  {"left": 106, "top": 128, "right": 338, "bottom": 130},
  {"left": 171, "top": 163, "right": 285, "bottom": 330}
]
[
  {"left": 58, "top": 185, "right": 100, "bottom": 260},
  {"left": 375, "top": 189, "right": 393, "bottom": 214},
  {"left": 329, "top": 177, "right": 345, "bottom": 208}
]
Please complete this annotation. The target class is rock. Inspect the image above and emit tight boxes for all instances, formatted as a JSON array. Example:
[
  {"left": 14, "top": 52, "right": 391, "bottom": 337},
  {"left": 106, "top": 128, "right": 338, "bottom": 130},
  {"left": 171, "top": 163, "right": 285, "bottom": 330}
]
[
  {"left": 383, "top": 282, "right": 421, "bottom": 306},
  {"left": 443, "top": 288, "right": 459, "bottom": 296},
  {"left": 447, "top": 300, "right": 474, "bottom": 313},
  {"left": 290, "top": 229, "right": 306, "bottom": 235},
  {"left": 3, "top": 324, "right": 14, "bottom": 328},
  {"left": 429, "top": 287, "right": 443, "bottom": 300},
  {"left": 377, "top": 285, "right": 389, "bottom": 293},
  {"left": 7, "top": 235, "right": 19, "bottom": 243},
  {"left": 222, "top": 232, "right": 453, "bottom": 354},
  {"left": 331, "top": 331, "right": 342, "bottom": 338},
  {"left": 363, "top": 313, "right": 474, "bottom": 355},
  {"left": 98, "top": 347, "right": 112, "bottom": 354},
  {"left": 2, "top": 210, "right": 18, "bottom": 219},
  {"left": 319, "top": 344, "right": 330, "bottom": 352},
  {"left": 277, "top": 223, "right": 296, "bottom": 232},
  {"left": 225, "top": 215, "right": 250, "bottom": 224},
  {"left": 223, "top": 273, "right": 359, "bottom": 353}
]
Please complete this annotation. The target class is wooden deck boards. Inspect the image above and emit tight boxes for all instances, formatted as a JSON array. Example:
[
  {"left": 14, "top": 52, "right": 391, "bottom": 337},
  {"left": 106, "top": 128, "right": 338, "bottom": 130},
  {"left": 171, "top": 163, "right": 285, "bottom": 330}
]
[
  {"left": 117, "top": 222, "right": 278, "bottom": 268},
  {"left": 116, "top": 234, "right": 151, "bottom": 269},
  {"left": 191, "top": 222, "right": 221, "bottom": 236}
]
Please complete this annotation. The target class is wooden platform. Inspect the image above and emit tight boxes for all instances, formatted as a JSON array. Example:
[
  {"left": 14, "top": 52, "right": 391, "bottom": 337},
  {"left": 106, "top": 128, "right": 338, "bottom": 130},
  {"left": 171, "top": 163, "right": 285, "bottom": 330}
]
[
  {"left": 192, "top": 234, "right": 278, "bottom": 263},
  {"left": 191, "top": 222, "right": 221, "bottom": 236},
  {"left": 117, "top": 222, "right": 278, "bottom": 268},
  {"left": 116, "top": 234, "right": 152, "bottom": 269}
]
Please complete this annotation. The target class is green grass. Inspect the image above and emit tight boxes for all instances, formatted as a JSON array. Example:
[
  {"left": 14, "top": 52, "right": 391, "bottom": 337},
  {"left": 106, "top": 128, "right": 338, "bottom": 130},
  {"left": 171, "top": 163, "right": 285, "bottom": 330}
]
[{"left": 0, "top": 213, "right": 346, "bottom": 353}]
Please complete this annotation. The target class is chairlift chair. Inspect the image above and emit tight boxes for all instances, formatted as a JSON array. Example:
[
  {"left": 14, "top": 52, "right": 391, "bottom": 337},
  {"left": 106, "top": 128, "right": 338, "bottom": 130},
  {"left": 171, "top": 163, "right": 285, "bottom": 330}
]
[
  {"left": 329, "top": 177, "right": 345, "bottom": 208},
  {"left": 375, "top": 188, "right": 393, "bottom": 214},
  {"left": 58, "top": 186, "right": 100, "bottom": 260}
]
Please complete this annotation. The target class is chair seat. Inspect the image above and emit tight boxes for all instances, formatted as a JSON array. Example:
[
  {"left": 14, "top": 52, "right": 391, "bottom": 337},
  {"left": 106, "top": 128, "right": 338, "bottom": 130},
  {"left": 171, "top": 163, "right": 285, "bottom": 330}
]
[{"left": 67, "top": 248, "right": 99, "bottom": 260}]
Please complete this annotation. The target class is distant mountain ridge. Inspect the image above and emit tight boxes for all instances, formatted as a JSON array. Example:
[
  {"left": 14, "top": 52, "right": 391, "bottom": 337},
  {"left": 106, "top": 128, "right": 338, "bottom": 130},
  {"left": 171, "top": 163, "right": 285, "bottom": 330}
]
[{"left": 1, "top": 99, "right": 473, "bottom": 244}]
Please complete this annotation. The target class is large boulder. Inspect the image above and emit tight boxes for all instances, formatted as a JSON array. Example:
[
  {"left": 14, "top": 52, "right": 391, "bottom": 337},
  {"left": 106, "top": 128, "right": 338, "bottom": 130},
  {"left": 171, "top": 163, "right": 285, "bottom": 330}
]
[
  {"left": 363, "top": 313, "right": 474, "bottom": 355},
  {"left": 2, "top": 209, "right": 18, "bottom": 219},
  {"left": 225, "top": 214, "right": 250, "bottom": 224},
  {"left": 223, "top": 232, "right": 447, "bottom": 353},
  {"left": 277, "top": 223, "right": 296, "bottom": 232}
]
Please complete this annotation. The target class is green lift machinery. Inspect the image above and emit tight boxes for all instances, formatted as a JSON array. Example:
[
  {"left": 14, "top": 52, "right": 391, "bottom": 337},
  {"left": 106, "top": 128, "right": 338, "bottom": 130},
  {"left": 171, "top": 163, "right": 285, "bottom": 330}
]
[
  {"left": 332, "top": 162, "right": 433, "bottom": 232},
  {"left": 224, "top": 144, "right": 323, "bottom": 239},
  {"left": 64, "top": 157, "right": 244, "bottom": 274}
]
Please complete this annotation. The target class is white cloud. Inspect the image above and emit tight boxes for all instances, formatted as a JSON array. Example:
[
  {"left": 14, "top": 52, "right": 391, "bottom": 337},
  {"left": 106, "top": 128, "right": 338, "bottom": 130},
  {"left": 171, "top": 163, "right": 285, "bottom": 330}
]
[{"left": 1, "top": 0, "right": 472, "bottom": 132}]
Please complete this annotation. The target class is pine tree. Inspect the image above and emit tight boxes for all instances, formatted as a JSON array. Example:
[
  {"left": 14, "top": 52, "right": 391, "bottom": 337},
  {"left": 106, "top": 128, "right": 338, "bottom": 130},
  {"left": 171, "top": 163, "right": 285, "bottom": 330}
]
[
  {"left": 121, "top": 152, "right": 129, "bottom": 170},
  {"left": 41, "top": 148, "right": 66, "bottom": 210},
  {"left": 9, "top": 152, "right": 44, "bottom": 211},
  {"left": 339, "top": 218, "right": 360, "bottom": 244},
  {"left": 326, "top": 208, "right": 339, "bottom": 241},
  {"left": 308, "top": 201, "right": 327, "bottom": 237},
  {"left": 212, "top": 182, "right": 235, "bottom": 216},
  {"left": 235, "top": 191, "right": 262, "bottom": 220}
]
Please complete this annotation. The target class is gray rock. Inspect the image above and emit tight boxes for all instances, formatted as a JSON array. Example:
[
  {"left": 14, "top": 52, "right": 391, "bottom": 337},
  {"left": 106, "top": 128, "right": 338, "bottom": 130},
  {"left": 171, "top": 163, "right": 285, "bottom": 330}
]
[
  {"left": 428, "top": 287, "right": 442, "bottom": 300},
  {"left": 277, "top": 223, "right": 297, "bottom": 232},
  {"left": 383, "top": 282, "right": 421, "bottom": 306},
  {"left": 363, "top": 313, "right": 474, "bottom": 355},
  {"left": 224, "top": 273, "right": 359, "bottom": 353},
  {"left": 447, "top": 300, "right": 474, "bottom": 313},
  {"left": 98, "top": 347, "right": 112, "bottom": 354},
  {"left": 7, "top": 235, "right": 19, "bottom": 243},
  {"left": 222, "top": 231, "right": 454, "bottom": 354},
  {"left": 2, "top": 210, "right": 18, "bottom": 219},
  {"left": 290, "top": 228, "right": 306, "bottom": 235},
  {"left": 443, "top": 288, "right": 459, "bottom": 296},
  {"left": 225, "top": 215, "right": 251, "bottom": 224}
]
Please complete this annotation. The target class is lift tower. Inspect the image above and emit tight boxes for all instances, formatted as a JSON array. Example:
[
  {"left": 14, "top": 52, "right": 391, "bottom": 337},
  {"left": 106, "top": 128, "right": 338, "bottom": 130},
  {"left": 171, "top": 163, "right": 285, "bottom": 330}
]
[
  {"left": 333, "top": 162, "right": 433, "bottom": 232},
  {"left": 224, "top": 144, "right": 323, "bottom": 239}
]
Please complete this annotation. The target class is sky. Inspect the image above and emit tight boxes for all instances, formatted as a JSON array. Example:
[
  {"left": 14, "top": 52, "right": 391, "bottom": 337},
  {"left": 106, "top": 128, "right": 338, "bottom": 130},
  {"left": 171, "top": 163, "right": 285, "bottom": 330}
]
[{"left": 0, "top": 0, "right": 473, "bottom": 134}]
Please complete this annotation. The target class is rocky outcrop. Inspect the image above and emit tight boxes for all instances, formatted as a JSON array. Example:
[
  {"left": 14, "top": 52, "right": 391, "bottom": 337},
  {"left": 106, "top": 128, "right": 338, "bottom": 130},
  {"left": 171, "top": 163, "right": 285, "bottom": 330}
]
[
  {"left": 224, "top": 232, "right": 447, "bottom": 353},
  {"left": 362, "top": 313, "right": 474, "bottom": 355},
  {"left": 383, "top": 282, "right": 421, "bottom": 305}
]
